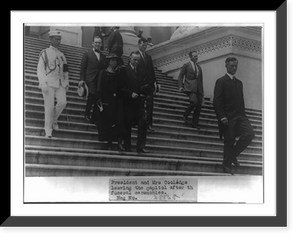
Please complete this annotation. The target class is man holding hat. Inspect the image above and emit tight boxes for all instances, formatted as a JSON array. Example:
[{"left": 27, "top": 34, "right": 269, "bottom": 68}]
[
  {"left": 37, "top": 30, "right": 69, "bottom": 138},
  {"left": 79, "top": 35, "right": 106, "bottom": 123}
]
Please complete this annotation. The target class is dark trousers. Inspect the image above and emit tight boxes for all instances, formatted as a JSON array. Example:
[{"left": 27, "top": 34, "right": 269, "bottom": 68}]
[
  {"left": 124, "top": 99, "right": 147, "bottom": 150},
  {"left": 222, "top": 115, "right": 255, "bottom": 167},
  {"left": 184, "top": 91, "right": 203, "bottom": 125},
  {"left": 146, "top": 93, "right": 154, "bottom": 127},
  {"left": 85, "top": 93, "right": 97, "bottom": 121}
]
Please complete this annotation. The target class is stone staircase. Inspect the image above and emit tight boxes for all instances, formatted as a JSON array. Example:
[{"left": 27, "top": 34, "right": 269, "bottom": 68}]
[{"left": 24, "top": 36, "right": 263, "bottom": 176}]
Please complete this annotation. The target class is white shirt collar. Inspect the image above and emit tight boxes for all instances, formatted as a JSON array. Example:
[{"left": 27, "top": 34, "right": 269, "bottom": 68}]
[
  {"left": 50, "top": 45, "right": 57, "bottom": 50},
  {"left": 138, "top": 49, "right": 145, "bottom": 56},
  {"left": 190, "top": 60, "right": 197, "bottom": 70},
  {"left": 226, "top": 73, "right": 235, "bottom": 80},
  {"left": 129, "top": 63, "right": 135, "bottom": 70},
  {"left": 93, "top": 48, "right": 100, "bottom": 54}
]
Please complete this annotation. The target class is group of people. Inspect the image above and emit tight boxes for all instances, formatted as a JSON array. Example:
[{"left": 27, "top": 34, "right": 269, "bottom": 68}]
[
  {"left": 79, "top": 28, "right": 158, "bottom": 153},
  {"left": 37, "top": 28, "right": 255, "bottom": 174}
]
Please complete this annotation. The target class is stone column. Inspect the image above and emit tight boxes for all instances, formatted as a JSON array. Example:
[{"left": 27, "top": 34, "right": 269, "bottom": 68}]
[{"left": 119, "top": 26, "right": 139, "bottom": 55}]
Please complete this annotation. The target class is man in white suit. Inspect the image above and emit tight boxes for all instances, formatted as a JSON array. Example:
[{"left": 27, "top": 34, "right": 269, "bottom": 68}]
[{"left": 37, "top": 30, "right": 69, "bottom": 138}]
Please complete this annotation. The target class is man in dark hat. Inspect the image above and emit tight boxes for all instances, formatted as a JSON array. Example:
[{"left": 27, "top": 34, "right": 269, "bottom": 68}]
[
  {"left": 106, "top": 27, "right": 124, "bottom": 65},
  {"left": 80, "top": 36, "right": 106, "bottom": 123},
  {"left": 213, "top": 57, "right": 255, "bottom": 174}
]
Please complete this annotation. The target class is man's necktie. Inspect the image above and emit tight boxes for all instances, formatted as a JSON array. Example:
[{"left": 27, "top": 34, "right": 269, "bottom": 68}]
[{"left": 194, "top": 62, "right": 198, "bottom": 76}]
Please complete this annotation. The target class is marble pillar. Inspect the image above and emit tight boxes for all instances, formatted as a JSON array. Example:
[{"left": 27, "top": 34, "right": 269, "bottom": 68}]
[{"left": 119, "top": 26, "right": 139, "bottom": 55}]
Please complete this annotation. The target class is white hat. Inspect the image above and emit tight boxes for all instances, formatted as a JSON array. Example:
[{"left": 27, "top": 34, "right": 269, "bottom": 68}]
[
  {"left": 49, "top": 30, "right": 62, "bottom": 37},
  {"left": 154, "top": 83, "right": 161, "bottom": 94},
  {"left": 77, "top": 81, "right": 89, "bottom": 99}
]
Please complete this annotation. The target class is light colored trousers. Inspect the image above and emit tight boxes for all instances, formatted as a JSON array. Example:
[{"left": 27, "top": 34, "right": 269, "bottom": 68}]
[{"left": 42, "top": 85, "right": 67, "bottom": 136}]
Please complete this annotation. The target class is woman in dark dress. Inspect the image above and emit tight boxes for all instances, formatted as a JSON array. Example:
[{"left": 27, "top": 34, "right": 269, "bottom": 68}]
[{"left": 95, "top": 53, "right": 125, "bottom": 150}]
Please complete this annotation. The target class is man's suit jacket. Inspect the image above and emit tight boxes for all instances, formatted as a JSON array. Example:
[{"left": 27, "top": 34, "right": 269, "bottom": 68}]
[
  {"left": 80, "top": 50, "right": 106, "bottom": 94},
  {"left": 122, "top": 64, "right": 144, "bottom": 124},
  {"left": 213, "top": 74, "right": 246, "bottom": 139},
  {"left": 123, "top": 64, "right": 140, "bottom": 97},
  {"left": 107, "top": 30, "right": 123, "bottom": 57},
  {"left": 178, "top": 61, "right": 203, "bottom": 94},
  {"left": 136, "top": 51, "right": 157, "bottom": 90}
]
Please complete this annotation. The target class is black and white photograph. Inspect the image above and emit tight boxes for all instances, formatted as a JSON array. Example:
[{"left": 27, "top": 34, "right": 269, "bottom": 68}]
[
  {"left": 23, "top": 23, "right": 263, "bottom": 203},
  {"left": 8, "top": 7, "right": 288, "bottom": 229}
]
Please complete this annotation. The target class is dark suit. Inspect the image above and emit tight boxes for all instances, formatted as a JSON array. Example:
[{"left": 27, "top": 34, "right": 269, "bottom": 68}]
[
  {"left": 122, "top": 64, "right": 147, "bottom": 150},
  {"left": 80, "top": 49, "right": 106, "bottom": 120},
  {"left": 107, "top": 30, "right": 123, "bottom": 57},
  {"left": 178, "top": 61, "right": 204, "bottom": 125},
  {"left": 213, "top": 74, "right": 255, "bottom": 167},
  {"left": 136, "top": 50, "right": 157, "bottom": 127}
]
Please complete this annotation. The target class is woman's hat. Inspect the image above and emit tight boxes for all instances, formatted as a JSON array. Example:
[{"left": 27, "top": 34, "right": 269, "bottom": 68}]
[
  {"left": 77, "top": 81, "right": 89, "bottom": 99},
  {"left": 105, "top": 53, "right": 121, "bottom": 60},
  {"left": 105, "top": 53, "right": 123, "bottom": 64}
]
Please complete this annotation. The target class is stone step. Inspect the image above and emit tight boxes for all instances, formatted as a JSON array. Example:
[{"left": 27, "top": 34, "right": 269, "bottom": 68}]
[
  {"left": 24, "top": 101, "right": 263, "bottom": 136},
  {"left": 24, "top": 76, "right": 190, "bottom": 103},
  {"left": 25, "top": 135, "right": 262, "bottom": 162},
  {"left": 25, "top": 163, "right": 232, "bottom": 177},
  {"left": 23, "top": 71, "right": 262, "bottom": 116},
  {"left": 24, "top": 61, "right": 178, "bottom": 88},
  {"left": 25, "top": 36, "right": 90, "bottom": 52},
  {"left": 25, "top": 147, "right": 262, "bottom": 176},
  {"left": 25, "top": 125, "right": 262, "bottom": 155},
  {"left": 25, "top": 145, "right": 262, "bottom": 167},
  {"left": 24, "top": 110, "right": 262, "bottom": 143},
  {"left": 24, "top": 55, "right": 173, "bottom": 79},
  {"left": 25, "top": 116, "right": 262, "bottom": 146},
  {"left": 24, "top": 85, "right": 263, "bottom": 122}
]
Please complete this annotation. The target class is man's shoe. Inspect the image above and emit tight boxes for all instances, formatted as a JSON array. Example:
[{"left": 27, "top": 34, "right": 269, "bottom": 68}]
[
  {"left": 52, "top": 123, "right": 59, "bottom": 131},
  {"left": 117, "top": 143, "right": 125, "bottom": 151},
  {"left": 183, "top": 116, "right": 190, "bottom": 124},
  {"left": 191, "top": 123, "right": 200, "bottom": 129},
  {"left": 45, "top": 134, "right": 52, "bottom": 138},
  {"left": 84, "top": 115, "right": 90, "bottom": 121},
  {"left": 222, "top": 163, "right": 234, "bottom": 175},
  {"left": 233, "top": 158, "right": 240, "bottom": 167},
  {"left": 147, "top": 126, "right": 155, "bottom": 131},
  {"left": 90, "top": 118, "right": 97, "bottom": 124},
  {"left": 137, "top": 148, "right": 150, "bottom": 153},
  {"left": 107, "top": 143, "right": 112, "bottom": 151}
]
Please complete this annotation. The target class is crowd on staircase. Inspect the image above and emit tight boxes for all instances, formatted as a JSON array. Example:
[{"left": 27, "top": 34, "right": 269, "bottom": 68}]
[{"left": 36, "top": 28, "right": 255, "bottom": 174}]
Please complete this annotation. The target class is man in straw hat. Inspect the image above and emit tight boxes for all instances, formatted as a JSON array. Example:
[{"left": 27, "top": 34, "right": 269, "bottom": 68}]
[{"left": 37, "top": 30, "right": 69, "bottom": 138}]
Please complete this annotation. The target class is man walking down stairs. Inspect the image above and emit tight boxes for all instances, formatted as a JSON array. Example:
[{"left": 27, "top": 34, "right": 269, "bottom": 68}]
[
  {"left": 36, "top": 31, "right": 69, "bottom": 138},
  {"left": 25, "top": 36, "right": 263, "bottom": 177}
]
